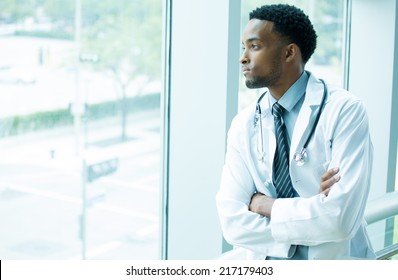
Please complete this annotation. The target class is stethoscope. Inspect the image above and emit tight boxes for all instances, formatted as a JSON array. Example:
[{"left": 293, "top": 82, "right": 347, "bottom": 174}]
[{"left": 254, "top": 79, "right": 327, "bottom": 166}]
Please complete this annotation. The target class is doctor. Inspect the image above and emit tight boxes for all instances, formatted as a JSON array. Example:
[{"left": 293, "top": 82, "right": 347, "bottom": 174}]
[{"left": 216, "top": 4, "right": 375, "bottom": 259}]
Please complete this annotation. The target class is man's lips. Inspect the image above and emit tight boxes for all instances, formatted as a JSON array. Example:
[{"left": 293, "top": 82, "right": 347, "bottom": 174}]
[{"left": 242, "top": 68, "right": 251, "bottom": 75}]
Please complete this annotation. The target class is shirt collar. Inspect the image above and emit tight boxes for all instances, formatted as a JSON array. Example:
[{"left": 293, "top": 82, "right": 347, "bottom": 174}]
[{"left": 268, "top": 71, "right": 309, "bottom": 112}]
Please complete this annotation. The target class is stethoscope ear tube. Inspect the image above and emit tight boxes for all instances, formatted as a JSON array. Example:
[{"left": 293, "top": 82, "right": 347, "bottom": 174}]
[{"left": 254, "top": 91, "right": 267, "bottom": 127}]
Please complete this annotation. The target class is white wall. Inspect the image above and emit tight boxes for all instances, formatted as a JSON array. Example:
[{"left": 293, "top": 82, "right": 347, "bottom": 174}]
[
  {"left": 164, "top": 0, "right": 241, "bottom": 259},
  {"left": 348, "top": 0, "right": 398, "bottom": 249}
]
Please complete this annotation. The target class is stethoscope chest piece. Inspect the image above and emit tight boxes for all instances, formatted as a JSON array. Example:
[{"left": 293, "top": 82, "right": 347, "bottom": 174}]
[{"left": 293, "top": 148, "right": 307, "bottom": 166}]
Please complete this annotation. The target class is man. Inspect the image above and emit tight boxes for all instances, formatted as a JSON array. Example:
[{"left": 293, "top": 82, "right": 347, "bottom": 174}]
[{"left": 216, "top": 4, "right": 375, "bottom": 259}]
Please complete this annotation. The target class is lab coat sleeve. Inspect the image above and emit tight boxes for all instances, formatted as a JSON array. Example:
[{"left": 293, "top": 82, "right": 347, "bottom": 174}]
[
  {"left": 270, "top": 99, "right": 373, "bottom": 246},
  {"left": 216, "top": 115, "right": 291, "bottom": 257}
]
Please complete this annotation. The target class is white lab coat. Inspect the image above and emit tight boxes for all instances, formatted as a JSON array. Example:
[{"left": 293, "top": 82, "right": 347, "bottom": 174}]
[{"left": 216, "top": 72, "right": 376, "bottom": 260}]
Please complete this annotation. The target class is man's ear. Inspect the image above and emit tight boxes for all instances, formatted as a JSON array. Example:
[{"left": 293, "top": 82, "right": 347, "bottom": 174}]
[{"left": 285, "top": 43, "right": 301, "bottom": 63}]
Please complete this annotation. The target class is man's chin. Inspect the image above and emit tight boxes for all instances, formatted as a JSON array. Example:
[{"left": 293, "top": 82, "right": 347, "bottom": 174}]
[{"left": 245, "top": 80, "right": 262, "bottom": 89}]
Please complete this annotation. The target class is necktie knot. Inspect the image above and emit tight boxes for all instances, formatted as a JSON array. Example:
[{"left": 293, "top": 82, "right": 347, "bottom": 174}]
[
  {"left": 272, "top": 102, "right": 285, "bottom": 126},
  {"left": 272, "top": 102, "right": 285, "bottom": 119}
]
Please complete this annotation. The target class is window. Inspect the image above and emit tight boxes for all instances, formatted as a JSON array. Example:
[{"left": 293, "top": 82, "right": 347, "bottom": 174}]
[{"left": 0, "top": 0, "right": 162, "bottom": 259}]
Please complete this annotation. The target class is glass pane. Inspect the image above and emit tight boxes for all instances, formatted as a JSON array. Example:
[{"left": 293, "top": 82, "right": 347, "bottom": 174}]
[
  {"left": 0, "top": 0, "right": 162, "bottom": 259},
  {"left": 239, "top": 0, "right": 346, "bottom": 110}
]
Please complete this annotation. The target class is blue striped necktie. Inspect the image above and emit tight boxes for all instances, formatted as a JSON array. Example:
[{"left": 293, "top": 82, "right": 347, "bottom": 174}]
[{"left": 272, "top": 102, "right": 295, "bottom": 198}]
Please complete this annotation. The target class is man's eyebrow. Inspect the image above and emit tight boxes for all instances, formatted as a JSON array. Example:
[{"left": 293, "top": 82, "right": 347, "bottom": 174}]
[{"left": 242, "top": 37, "right": 262, "bottom": 44}]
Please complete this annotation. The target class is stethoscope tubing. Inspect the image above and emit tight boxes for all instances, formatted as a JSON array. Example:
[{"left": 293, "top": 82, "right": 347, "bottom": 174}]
[{"left": 302, "top": 79, "right": 327, "bottom": 150}]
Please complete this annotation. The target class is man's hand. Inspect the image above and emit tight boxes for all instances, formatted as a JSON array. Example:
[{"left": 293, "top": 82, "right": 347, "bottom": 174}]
[
  {"left": 319, "top": 167, "right": 340, "bottom": 196},
  {"left": 249, "top": 192, "right": 275, "bottom": 218}
]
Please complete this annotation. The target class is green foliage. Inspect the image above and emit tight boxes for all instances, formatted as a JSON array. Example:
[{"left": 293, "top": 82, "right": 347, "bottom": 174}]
[
  {"left": 15, "top": 30, "right": 73, "bottom": 40},
  {"left": 1, "top": 107, "right": 73, "bottom": 137},
  {"left": 0, "top": 0, "right": 44, "bottom": 21},
  {"left": 0, "top": 93, "right": 160, "bottom": 137}
]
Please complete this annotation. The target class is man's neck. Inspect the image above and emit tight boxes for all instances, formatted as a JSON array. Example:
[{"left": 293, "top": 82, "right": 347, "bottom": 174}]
[{"left": 269, "top": 69, "right": 304, "bottom": 100}]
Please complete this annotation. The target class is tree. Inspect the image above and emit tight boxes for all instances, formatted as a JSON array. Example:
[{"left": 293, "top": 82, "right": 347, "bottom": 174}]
[
  {"left": 0, "top": 0, "right": 44, "bottom": 21},
  {"left": 80, "top": 0, "right": 162, "bottom": 141}
]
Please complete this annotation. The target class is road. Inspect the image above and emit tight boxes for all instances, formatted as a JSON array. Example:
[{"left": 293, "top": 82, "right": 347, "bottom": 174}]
[{"left": 0, "top": 109, "right": 162, "bottom": 259}]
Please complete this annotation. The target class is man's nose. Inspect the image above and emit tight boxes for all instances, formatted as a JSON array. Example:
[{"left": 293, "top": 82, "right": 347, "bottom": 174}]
[{"left": 240, "top": 51, "right": 249, "bottom": 64}]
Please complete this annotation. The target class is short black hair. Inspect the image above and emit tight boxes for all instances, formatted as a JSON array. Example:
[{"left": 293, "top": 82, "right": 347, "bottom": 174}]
[{"left": 249, "top": 4, "right": 317, "bottom": 64}]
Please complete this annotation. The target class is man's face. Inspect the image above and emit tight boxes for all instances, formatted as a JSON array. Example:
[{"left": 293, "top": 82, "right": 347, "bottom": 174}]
[{"left": 240, "top": 19, "right": 286, "bottom": 89}]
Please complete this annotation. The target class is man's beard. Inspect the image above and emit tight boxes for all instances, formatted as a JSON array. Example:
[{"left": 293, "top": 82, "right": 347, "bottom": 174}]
[
  {"left": 245, "top": 67, "right": 282, "bottom": 89},
  {"left": 245, "top": 76, "right": 270, "bottom": 89}
]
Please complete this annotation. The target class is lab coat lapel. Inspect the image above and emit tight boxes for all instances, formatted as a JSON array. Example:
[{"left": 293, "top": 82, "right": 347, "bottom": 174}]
[
  {"left": 289, "top": 74, "right": 325, "bottom": 162},
  {"left": 265, "top": 110, "right": 276, "bottom": 165},
  {"left": 261, "top": 94, "right": 277, "bottom": 165}
]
